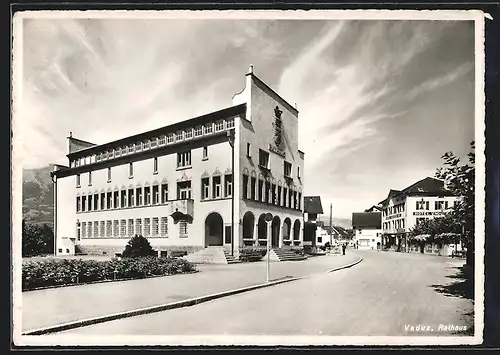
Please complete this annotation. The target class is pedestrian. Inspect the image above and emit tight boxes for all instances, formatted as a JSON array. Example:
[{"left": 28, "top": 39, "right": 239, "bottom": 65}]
[{"left": 342, "top": 243, "right": 346, "bottom": 255}]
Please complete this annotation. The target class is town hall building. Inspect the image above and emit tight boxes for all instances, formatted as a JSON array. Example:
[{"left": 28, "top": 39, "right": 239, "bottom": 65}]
[{"left": 51, "top": 66, "right": 305, "bottom": 261}]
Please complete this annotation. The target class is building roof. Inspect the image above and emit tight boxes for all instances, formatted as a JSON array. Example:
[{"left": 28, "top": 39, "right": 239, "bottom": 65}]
[
  {"left": 303, "top": 196, "right": 324, "bottom": 214},
  {"left": 352, "top": 212, "right": 382, "bottom": 229},
  {"left": 378, "top": 177, "right": 454, "bottom": 205},
  {"left": 364, "top": 205, "right": 382, "bottom": 212},
  {"left": 66, "top": 103, "right": 246, "bottom": 159}
]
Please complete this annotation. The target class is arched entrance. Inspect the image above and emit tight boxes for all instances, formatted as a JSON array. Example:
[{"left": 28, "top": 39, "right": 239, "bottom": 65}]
[
  {"left": 242, "top": 212, "right": 255, "bottom": 240},
  {"left": 257, "top": 214, "right": 268, "bottom": 243},
  {"left": 293, "top": 219, "right": 301, "bottom": 241},
  {"left": 283, "top": 218, "right": 291, "bottom": 240},
  {"left": 271, "top": 216, "right": 280, "bottom": 248},
  {"left": 205, "top": 212, "right": 223, "bottom": 246}
]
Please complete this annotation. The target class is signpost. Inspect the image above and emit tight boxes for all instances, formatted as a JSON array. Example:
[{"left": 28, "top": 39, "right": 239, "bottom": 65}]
[{"left": 264, "top": 213, "right": 273, "bottom": 282}]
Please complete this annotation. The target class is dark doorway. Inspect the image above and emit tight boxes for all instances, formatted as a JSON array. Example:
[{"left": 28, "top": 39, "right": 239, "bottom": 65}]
[
  {"left": 271, "top": 216, "right": 280, "bottom": 248},
  {"left": 205, "top": 213, "right": 224, "bottom": 246}
]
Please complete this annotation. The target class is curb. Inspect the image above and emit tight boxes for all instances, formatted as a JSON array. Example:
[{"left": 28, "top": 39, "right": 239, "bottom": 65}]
[
  {"left": 327, "top": 255, "right": 363, "bottom": 273},
  {"left": 22, "top": 276, "right": 300, "bottom": 336}
]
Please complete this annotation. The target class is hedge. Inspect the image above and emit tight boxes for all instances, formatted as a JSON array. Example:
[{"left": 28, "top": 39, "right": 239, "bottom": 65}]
[{"left": 22, "top": 256, "right": 196, "bottom": 291}]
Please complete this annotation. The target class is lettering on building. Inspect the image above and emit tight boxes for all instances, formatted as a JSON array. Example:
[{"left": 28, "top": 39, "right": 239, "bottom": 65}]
[
  {"left": 270, "top": 106, "right": 286, "bottom": 157},
  {"left": 385, "top": 213, "right": 402, "bottom": 220},
  {"left": 413, "top": 211, "right": 445, "bottom": 216}
]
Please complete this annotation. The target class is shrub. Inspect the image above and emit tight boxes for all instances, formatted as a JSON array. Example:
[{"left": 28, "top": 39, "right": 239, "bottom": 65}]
[
  {"left": 22, "top": 256, "right": 196, "bottom": 291},
  {"left": 122, "top": 235, "right": 157, "bottom": 258},
  {"left": 238, "top": 248, "right": 264, "bottom": 262}
]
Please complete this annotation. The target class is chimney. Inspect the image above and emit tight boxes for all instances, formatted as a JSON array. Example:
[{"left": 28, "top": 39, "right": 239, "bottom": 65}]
[
  {"left": 69, "top": 131, "right": 73, "bottom": 138},
  {"left": 248, "top": 64, "right": 254, "bottom": 75}
]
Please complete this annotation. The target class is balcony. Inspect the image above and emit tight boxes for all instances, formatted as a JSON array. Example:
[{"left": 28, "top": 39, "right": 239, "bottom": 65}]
[{"left": 170, "top": 199, "right": 194, "bottom": 221}]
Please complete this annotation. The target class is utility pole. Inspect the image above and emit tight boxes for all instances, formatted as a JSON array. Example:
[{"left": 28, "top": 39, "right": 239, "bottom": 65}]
[{"left": 329, "top": 203, "right": 333, "bottom": 245}]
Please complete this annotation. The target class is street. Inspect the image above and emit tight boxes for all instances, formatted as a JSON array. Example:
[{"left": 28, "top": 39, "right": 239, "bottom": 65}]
[{"left": 59, "top": 250, "right": 474, "bottom": 336}]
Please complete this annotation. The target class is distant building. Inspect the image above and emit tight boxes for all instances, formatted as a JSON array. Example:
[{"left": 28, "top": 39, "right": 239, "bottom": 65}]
[
  {"left": 364, "top": 205, "right": 382, "bottom": 213},
  {"left": 351, "top": 212, "right": 382, "bottom": 250},
  {"left": 378, "top": 176, "right": 461, "bottom": 252},
  {"left": 51, "top": 66, "right": 305, "bottom": 258},
  {"left": 303, "top": 196, "right": 324, "bottom": 252}
]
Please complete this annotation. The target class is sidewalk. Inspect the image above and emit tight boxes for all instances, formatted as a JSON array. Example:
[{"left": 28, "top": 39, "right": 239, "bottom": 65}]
[{"left": 22, "top": 253, "right": 361, "bottom": 332}]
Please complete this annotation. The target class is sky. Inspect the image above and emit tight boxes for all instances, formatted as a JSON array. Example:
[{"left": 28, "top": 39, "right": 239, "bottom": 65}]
[{"left": 19, "top": 17, "right": 475, "bottom": 219}]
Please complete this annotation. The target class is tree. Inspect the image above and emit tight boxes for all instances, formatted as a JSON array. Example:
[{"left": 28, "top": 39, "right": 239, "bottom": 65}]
[
  {"left": 122, "top": 235, "right": 157, "bottom": 258},
  {"left": 22, "top": 219, "right": 54, "bottom": 257},
  {"left": 435, "top": 140, "right": 475, "bottom": 268}
]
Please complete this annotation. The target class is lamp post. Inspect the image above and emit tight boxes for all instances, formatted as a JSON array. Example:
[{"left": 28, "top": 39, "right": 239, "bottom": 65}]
[
  {"left": 227, "top": 130, "right": 235, "bottom": 256},
  {"left": 264, "top": 212, "right": 273, "bottom": 282}
]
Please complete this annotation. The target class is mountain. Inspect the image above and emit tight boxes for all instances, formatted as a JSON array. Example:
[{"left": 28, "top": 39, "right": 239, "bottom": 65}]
[
  {"left": 22, "top": 165, "right": 54, "bottom": 227},
  {"left": 317, "top": 215, "right": 352, "bottom": 229}
]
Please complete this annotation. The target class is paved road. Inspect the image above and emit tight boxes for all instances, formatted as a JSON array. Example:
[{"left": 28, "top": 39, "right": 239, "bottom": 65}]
[
  {"left": 22, "top": 253, "right": 360, "bottom": 332},
  {"left": 60, "top": 250, "right": 473, "bottom": 337}
]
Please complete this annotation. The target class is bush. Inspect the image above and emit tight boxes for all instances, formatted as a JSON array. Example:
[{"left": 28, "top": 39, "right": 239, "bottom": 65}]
[
  {"left": 122, "top": 235, "right": 157, "bottom": 258},
  {"left": 22, "top": 256, "right": 196, "bottom": 291},
  {"left": 239, "top": 248, "right": 264, "bottom": 262}
]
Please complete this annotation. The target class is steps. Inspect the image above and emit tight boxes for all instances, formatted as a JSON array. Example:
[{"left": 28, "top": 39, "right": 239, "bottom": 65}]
[
  {"left": 267, "top": 248, "right": 307, "bottom": 262},
  {"left": 183, "top": 246, "right": 240, "bottom": 265}
]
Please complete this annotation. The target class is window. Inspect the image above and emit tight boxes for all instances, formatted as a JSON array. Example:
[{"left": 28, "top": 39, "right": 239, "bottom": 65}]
[
  {"left": 185, "top": 129, "right": 193, "bottom": 140},
  {"left": 226, "top": 118, "right": 235, "bottom": 129},
  {"left": 167, "top": 133, "right": 175, "bottom": 144},
  {"left": 135, "top": 218, "right": 142, "bottom": 235},
  {"left": 265, "top": 181, "right": 270, "bottom": 203},
  {"left": 144, "top": 218, "right": 151, "bottom": 237},
  {"left": 121, "top": 190, "right": 127, "bottom": 208},
  {"left": 116, "top": 147, "right": 121, "bottom": 157},
  {"left": 213, "top": 176, "right": 222, "bottom": 198},
  {"left": 150, "top": 138, "right": 157, "bottom": 148},
  {"left": 153, "top": 157, "right": 158, "bottom": 174},
  {"left": 153, "top": 185, "right": 159, "bottom": 205},
  {"left": 143, "top": 140, "right": 150, "bottom": 150},
  {"left": 87, "top": 221, "right": 92, "bottom": 238},
  {"left": 93, "top": 221, "right": 99, "bottom": 237},
  {"left": 159, "top": 135, "right": 166, "bottom": 145},
  {"left": 177, "top": 151, "right": 192, "bottom": 168},
  {"left": 177, "top": 181, "right": 192, "bottom": 200},
  {"left": 416, "top": 200, "right": 425, "bottom": 210},
  {"left": 107, "top": 168, "right": 112, "bottom": 182},
  {"left": 251, "top": 177, "right": 256, "bottom": 200},
  {"left": 145, "top": 186, "right": 151, "bottom": 205},
  {"left": 160, "top": 217, "right": 168, "bottom": 236},
  {"left": 128, "top": 219, "right": 134, "bottom": 237},
  {"left": 435, "top": 201, "right": 445, "bottom": 210},
  {"left": 179, "top": 220, "right": 188, "bottom": 236},
  {"left": 135, "top": 142, "right": 142, "bottom": 152},
  {"left": 204, "top": 123, "right": 213, "bottom": 134},
  {"left": 109, "top": 150, "right": 115, "bottom": 159},
  {"left": 76, "top": 197, "right": 81, "bottom": 212},
  {"left": 128, "top": 144, "right": 135, "bottom": 154},
  {"left": 122, "top": 146, "right": 128, "bottom": 156},
  {"left": 81, "top": 196, "right": 87, "bottom": 212},
  {"left": 82, "top": 222, "right": 87, "bottom": 238},
  {"left": 258, "top": 180, "right": 264, "bottom": 202},
  {"left": 289, "top": 190, "right": 293, "bottom": 208},
  {"left": 106, "top": 220, "right": 112, "bottom": 237},
  {"left": 113, "top": 220, "right": 119, "bottom": 237},
  {"left": 88, "top": 172, "right": 92, "bottom": 186},
  {"left": 136, "top": 187, "right": 142, "bottom": 206},
  {"left": 93, "top": 194, "right": 99, "bottom": 211},
  {"left": 297, "top": 166, "right": 301, "bottom": 179},
  {"left": 259, "top": 149, "right": 269, "bottom": 169},
  {"left": 76, "top": 174, "right": 81, "bottom": 187},
  {"left": 194, "top": 126, "right": 203, "bottom": 137},
  {"left": 242, "top": 175, "right": 248, "bottom": 199},
  {"left": 100, "top": 193, "right": 105, "bottom": 210},
  {"left": 100, "top": 221, "right": 105, "bottom": 238},
  {"left": 277, "top": 186, "right": 282, "bottom": 206},
  {"left": 246, "top": 143, "right": 251, "bottom": 157},
  {"left": 202, "top": 146, "right": 208, "bottom": 160},
  {"left": 161, "top": 183, "right": 168, "bottom": 203},
  {"left": 128, "top": 189, "right": 134, "bottom": 207},
  {"left": 271, "top": 184, "right": 276, "bottom": 204},
  {"left": 129, "top": 163, "right": 134, "bottom": 178},
  {"left": 283, "top": 188, "right": 287, "bottom": 207},
  {"left": 284, "top": 161, "right": 292, "bottom": 177},
  {"left": 120, "top": 220, "right": 126, "bottom": 237},
  {"left": 113, "top": 191, "right": 119, "bottom": 208},
  {"left": 96, "top": 154, "right": 101, "bottom": 162},
  {"left": 152, "top": 218, "right": 159, "bottom": 236},
  {"left": 318, "top": 237, "right": 323, "bottom": 243},
  {"left": 106, "top": 192, "right": 112, "bottom": 209},
  {"left": 298, "top": 193, "right": 302, "bottom": 210},
  {"left": 444, "top": 201, "right": 449, "bottom": 210},
  {"left": 293, "top": 191, "right": 298, "bottom": 209},
  {"left": 176, "top": 131, "right": 184, "bottom": 141},
  {"left": 201, "top": 178, "right": 210, "bottom": 200},
  {"left": 215, "top": 120, "right": 224, "bottom": 132}
]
